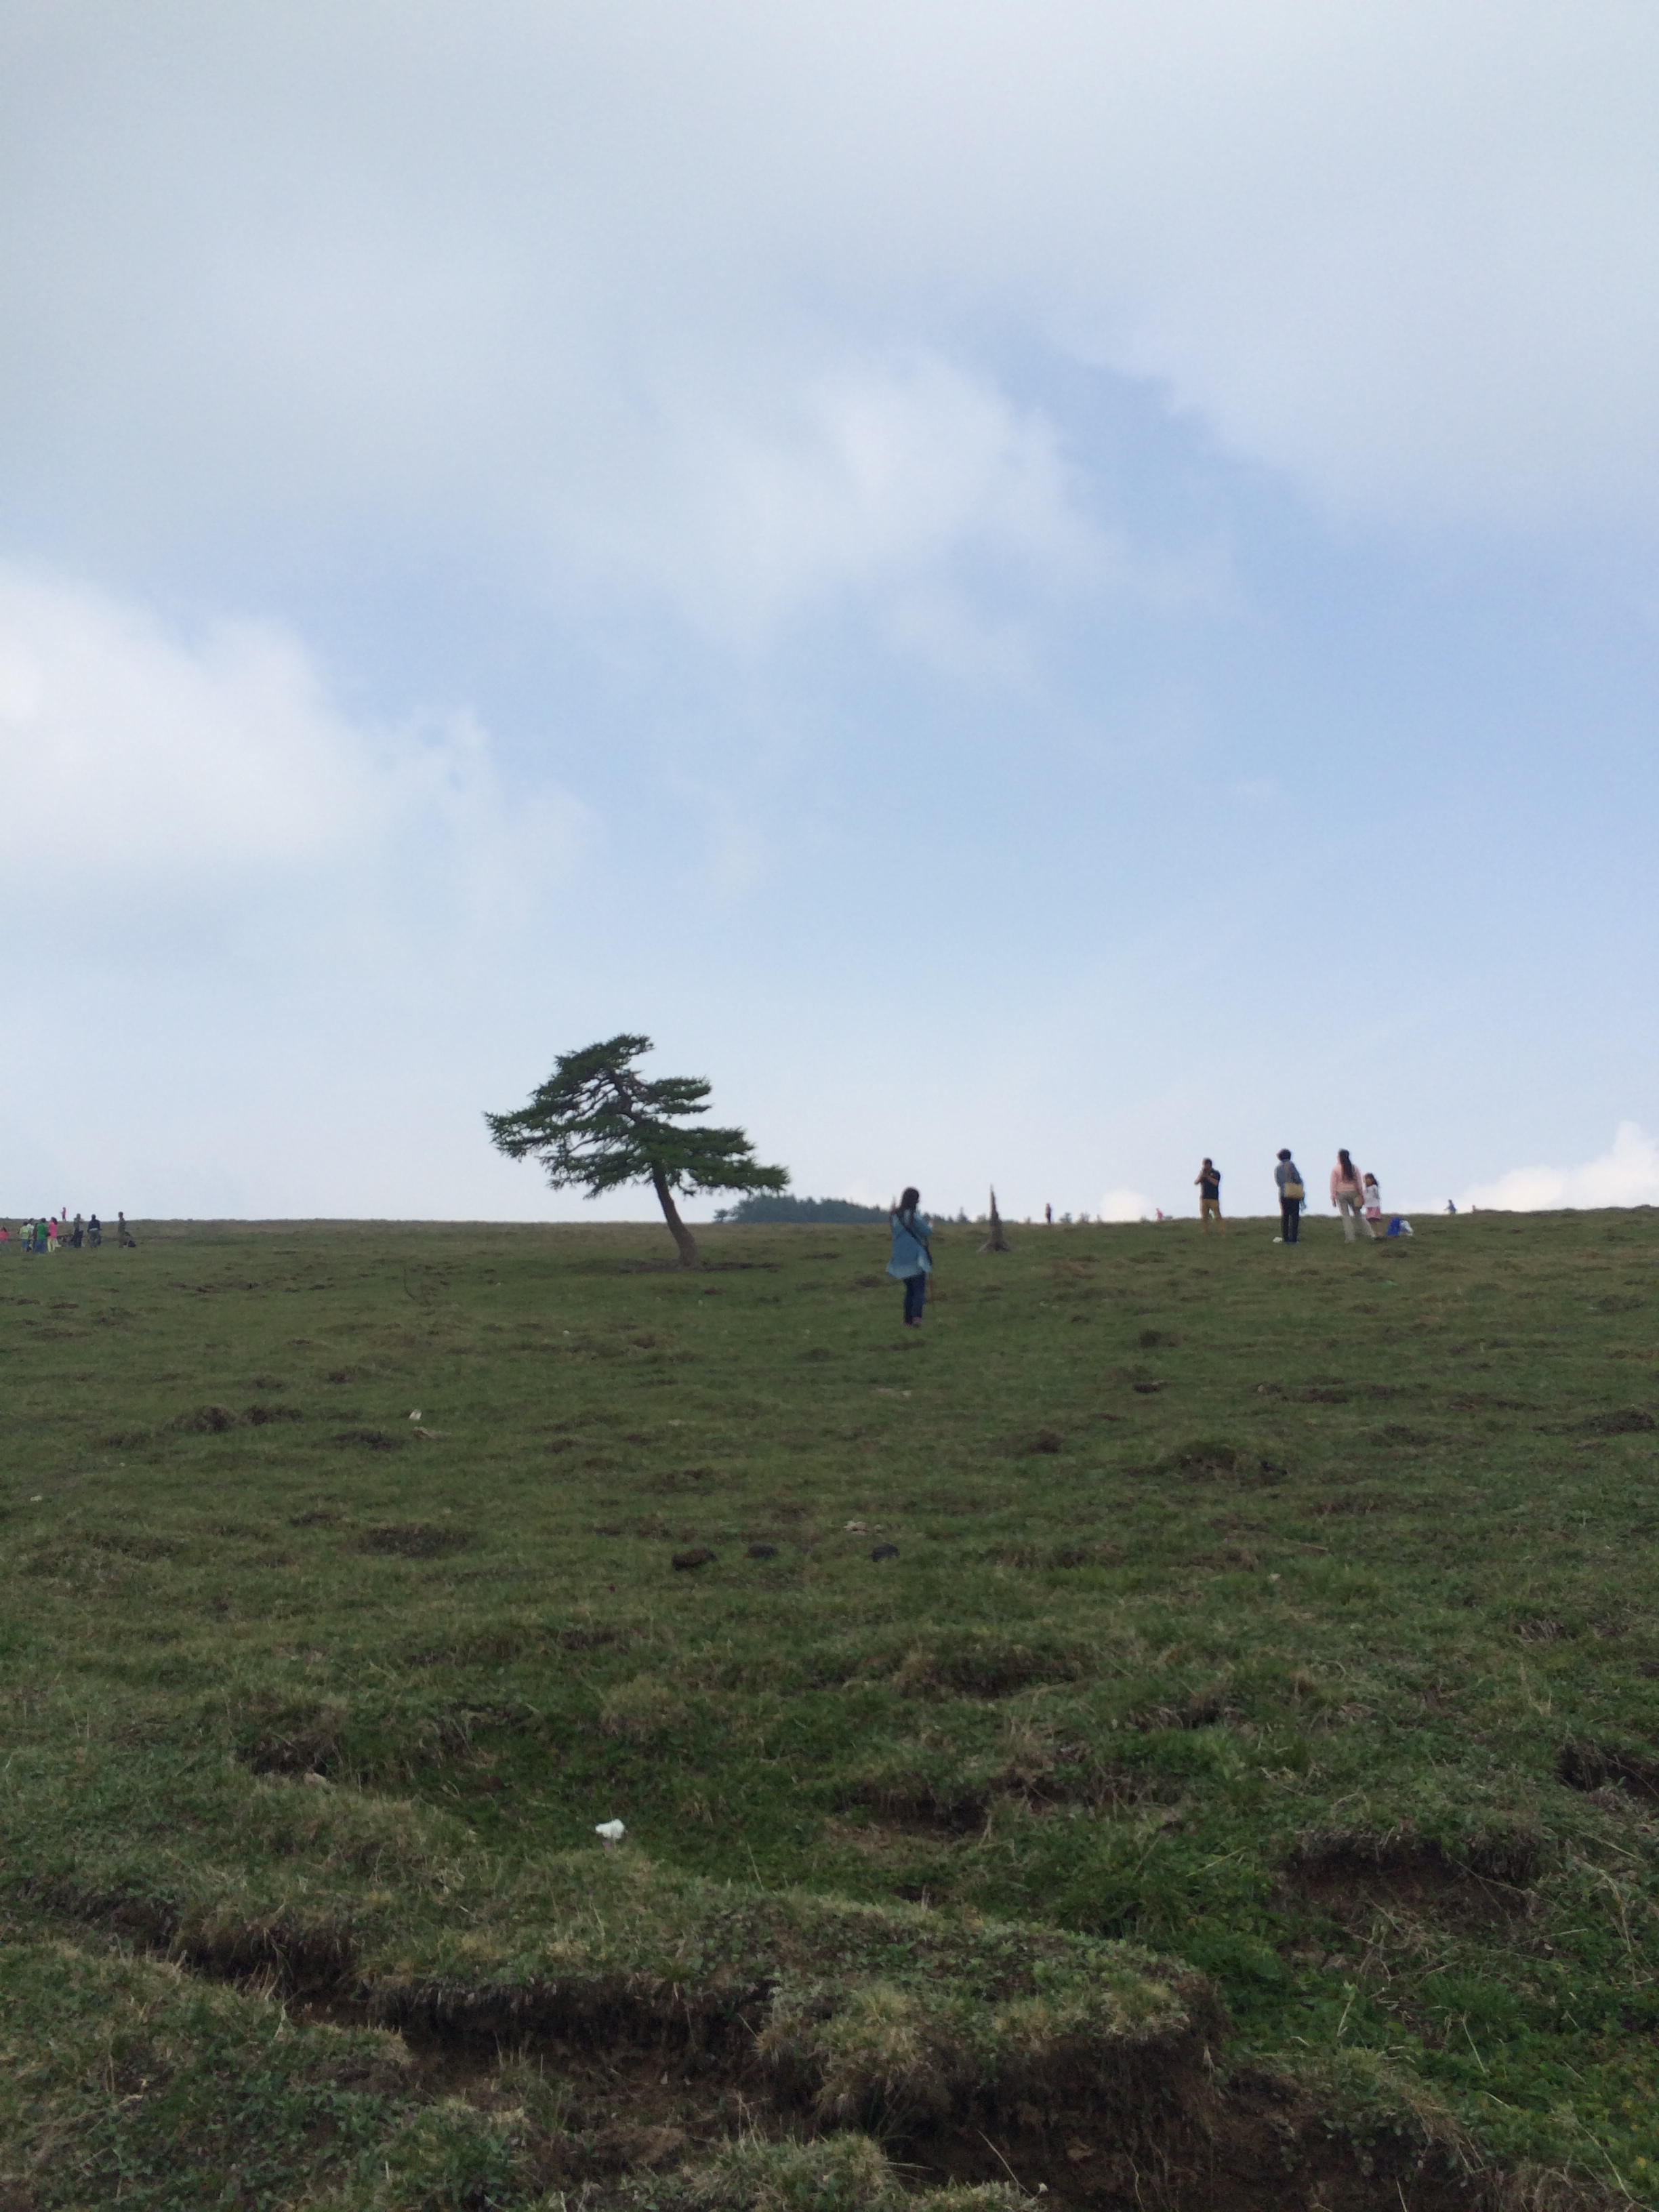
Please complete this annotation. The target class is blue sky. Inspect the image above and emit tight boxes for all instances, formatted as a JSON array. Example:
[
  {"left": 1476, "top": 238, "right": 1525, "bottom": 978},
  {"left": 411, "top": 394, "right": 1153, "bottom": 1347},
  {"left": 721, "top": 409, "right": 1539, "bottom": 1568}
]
[{"left": 4, "top": 1, "right": 1659, "bottom": 1223}]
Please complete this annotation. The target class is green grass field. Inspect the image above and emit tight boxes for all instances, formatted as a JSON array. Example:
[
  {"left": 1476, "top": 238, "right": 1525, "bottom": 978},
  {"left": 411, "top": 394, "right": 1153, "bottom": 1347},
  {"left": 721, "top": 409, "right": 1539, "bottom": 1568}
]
[{"left": 3, "top": 1208, "right": 1658, "bottom": 2211}]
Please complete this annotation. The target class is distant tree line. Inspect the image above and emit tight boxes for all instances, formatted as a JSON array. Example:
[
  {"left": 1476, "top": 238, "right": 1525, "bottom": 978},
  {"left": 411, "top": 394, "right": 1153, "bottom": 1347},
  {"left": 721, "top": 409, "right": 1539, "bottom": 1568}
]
[{"left": 713, "top": 1193, "right": 888, "bottom": 1225}]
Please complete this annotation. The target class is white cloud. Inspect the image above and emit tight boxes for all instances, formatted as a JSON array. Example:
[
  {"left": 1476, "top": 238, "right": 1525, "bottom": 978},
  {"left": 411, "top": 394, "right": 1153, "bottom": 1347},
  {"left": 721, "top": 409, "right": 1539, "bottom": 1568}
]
[
  {"left": 1461, "top": 1122, "right": 1659, "bottom": 1212},
  {"left": 1099, "top": 1185, "right": 1155, "bottom": 1223},
  {"left": 6, "top": 0, "right": 1659, "bottom": 630},
  {"left": 0, "top": 564, "right": 600, "bottom": 1218},
  {"left": 0, "top": 565, "right": 588, "bottom": 922},
  {"left": 588, "top": 354, "right": 1111, "bottom": 649}
]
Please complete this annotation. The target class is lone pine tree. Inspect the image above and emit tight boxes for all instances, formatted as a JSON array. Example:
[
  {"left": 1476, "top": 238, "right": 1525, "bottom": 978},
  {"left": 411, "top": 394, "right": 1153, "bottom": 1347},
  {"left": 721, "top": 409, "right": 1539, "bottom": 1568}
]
[{"left": 484, "top": 1032, "right": 788, "bottom": 1268}]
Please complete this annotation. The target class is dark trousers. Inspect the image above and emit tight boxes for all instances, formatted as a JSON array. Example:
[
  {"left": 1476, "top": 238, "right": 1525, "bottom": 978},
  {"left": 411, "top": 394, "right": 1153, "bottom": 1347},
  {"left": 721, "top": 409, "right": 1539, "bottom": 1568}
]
[
  {"left": 902, "top": 1271, "right": 927, "bottom": 1324},
  {"left": 1280, "top": 1199, "right": 1300, "bottom": 1243}
]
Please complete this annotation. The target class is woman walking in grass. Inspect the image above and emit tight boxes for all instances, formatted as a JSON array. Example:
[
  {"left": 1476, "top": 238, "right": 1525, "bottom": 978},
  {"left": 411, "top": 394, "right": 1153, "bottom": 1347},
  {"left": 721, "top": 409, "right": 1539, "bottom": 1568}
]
[
  {"left": 1330, "top": 1149, "right": 1374, "bottom": 1242},
  {"left": 888, "top": 1187, "right": 933, "bottom": 1329},
  {"left": 1274, "top": 1150, "right": 1305, "bottom": 1244}
]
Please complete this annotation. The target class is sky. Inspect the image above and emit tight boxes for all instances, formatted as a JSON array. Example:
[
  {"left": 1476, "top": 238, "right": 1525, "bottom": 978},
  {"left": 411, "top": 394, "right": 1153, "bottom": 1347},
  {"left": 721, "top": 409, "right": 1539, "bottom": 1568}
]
[{"left": 4, "top": 1, "right": 1659, "bottom": 1224}]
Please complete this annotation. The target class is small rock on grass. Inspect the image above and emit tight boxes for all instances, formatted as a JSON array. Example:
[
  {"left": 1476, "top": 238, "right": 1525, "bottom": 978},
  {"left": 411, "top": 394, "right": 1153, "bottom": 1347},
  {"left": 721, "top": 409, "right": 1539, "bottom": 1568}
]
[
  {"left": 672, "top": 1547, "right": 716, "bottom": 1571},
  {"left": 869, "top": 1542, "right": 899, "bottom": 1562}
]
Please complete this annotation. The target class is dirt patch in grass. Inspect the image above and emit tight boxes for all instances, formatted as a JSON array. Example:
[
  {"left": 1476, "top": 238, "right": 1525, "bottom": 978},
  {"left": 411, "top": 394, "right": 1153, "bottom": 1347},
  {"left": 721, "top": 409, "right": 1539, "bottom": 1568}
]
[
  {"left": 888, "top": 1633, "right": 1094, "bottom": 1700},
  {"left": 403, "top": 1628, "right": 535, "bottom": 1666},
  {"left": 1313, "top": 1490, "right": 1394, "bottom": 1519},
  {"left": 1557, "top": 1736, "right": 1659, "bottom": 1801},
  {"left": 893, "top": 2067, "right": 1483, "bottom": 2212},
  {"left": 1160, "top": 1441, "right": 1288, "bottom": 1485},
  {"left": 1513, "top": 1614, "right": 1583, "bottom": 1645},
  {"left": 1577, "top": 1406, "right": 1654, "bottom": 1435},
  {"left": 353, "top": 1522, "right": 472, "bottom": 1559},
  {"left": 840, "top": 1748, "right": 1157, "bottom": 1832},
  {"left": 982, "top": 1540, "right": 1126, "bottom": 1570},
  {"left": 235, "top": 1700, "right": 348, "bottom": 1777},
  {"left": 170, "top": 1403, "right": 240, "bottom": 1433},
  {"left": 84, "top": 1528, "right": 186, "bottom": 1561},
  {"left": 1288, "top": 1833, "right": 1537, "bottom": 1931},
  {"left": 653, "top": 1465, "right": 720, "bottom": 1492},
  {"left": 333, "top": 1426, "right": 407, "bottom": 1450},
  {"left": 1131, "top": 1688, "right": 1235, "bottom": 1732}
]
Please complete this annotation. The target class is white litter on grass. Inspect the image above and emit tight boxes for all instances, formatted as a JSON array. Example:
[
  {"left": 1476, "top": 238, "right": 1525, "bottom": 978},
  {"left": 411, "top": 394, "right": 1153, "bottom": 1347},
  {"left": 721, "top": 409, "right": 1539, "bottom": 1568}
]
[
  {"left": 595, "top": 1820, "right": 626, "bottom": 1847},
  {"left": 409, "top": 1409, "right": 422, "bottom": 1421}
]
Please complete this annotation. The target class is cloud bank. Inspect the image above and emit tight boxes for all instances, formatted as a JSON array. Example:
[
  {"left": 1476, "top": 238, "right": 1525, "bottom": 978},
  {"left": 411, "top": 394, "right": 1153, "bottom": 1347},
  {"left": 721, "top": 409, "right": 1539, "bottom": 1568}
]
[
  {"left": 0, "top": 567, "right": 598, "bottom": 1218},
  {"left": 1461, "top": 1123, "right": 1659, "bottom": 1213},
  {"left": 0, "top": 565, "right": 587, "bottom": 931},
  {"left": 6, "top": 0, "right": 1659, "bottom": 613},
  {"left": 1098, "top": 1186, "right": 1156, "bottom": 1223}
]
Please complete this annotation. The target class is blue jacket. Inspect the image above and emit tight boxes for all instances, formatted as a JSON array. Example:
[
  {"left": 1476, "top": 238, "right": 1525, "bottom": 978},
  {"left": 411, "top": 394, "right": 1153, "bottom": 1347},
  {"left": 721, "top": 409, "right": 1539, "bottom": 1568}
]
[{"left": 887, "top": 1210, "right": 933, "bottom": 1277}]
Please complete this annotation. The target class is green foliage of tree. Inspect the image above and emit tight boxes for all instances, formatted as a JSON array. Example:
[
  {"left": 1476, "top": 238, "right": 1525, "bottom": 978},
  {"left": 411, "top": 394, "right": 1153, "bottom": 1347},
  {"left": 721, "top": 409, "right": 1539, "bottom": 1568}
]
[{"left": 484, "top": 1032, "right": 788, "bottom": 1267}]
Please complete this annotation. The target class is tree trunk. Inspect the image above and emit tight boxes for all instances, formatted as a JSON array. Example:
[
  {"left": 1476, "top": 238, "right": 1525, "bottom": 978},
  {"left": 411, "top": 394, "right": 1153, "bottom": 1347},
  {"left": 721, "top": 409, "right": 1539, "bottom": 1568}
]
[
  {"left": 651, "top": 1165, "right": 700, "bottom": 1268},
  {"left": 979, "top": 1185, "right": 1011, "bottom": 1253}
]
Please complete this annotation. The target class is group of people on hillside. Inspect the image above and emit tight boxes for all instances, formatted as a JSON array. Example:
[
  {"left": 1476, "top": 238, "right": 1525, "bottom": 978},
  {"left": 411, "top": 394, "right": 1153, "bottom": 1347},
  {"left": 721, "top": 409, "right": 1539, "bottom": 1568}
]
[
  {"left": 1200, "top": 1150, "right": 1391, "bottom": 1244},
  {"left": 4, "top": 1210, "right": 136, "bottom": 1254},
  {"left": 886, "top": 1151, "right": 1401, "bottom": 1332}
]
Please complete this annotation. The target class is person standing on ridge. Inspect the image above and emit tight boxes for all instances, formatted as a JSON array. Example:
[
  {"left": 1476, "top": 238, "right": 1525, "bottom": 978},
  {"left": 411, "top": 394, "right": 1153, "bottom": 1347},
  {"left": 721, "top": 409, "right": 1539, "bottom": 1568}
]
[
  {"left": 1330, "top": 1151, "right": 1374, "bottom": 1242},
  {"left": 888, "top": 1186, "right": 933, "bottom": 1329},
  {"left": 1274, "top": 1150, "right": 1305, "bottom": 1244},
  {"left": 1195, "top": 1159, "right": 1224, "bottom": 1236}
]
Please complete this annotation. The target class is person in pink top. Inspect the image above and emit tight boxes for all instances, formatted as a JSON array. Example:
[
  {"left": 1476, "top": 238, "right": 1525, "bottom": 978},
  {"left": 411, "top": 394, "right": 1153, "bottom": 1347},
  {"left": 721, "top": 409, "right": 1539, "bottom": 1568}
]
[{"left": 1330, "top": 1150, "right": 1374, "bottom": 1242}]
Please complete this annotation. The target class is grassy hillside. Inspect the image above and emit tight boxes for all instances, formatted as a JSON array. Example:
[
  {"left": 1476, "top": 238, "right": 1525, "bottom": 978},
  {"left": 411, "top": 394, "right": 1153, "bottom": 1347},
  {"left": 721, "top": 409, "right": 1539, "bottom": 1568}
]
[{"left": 3, "top": 1209, "right": 1658, "bottom": 2210}]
